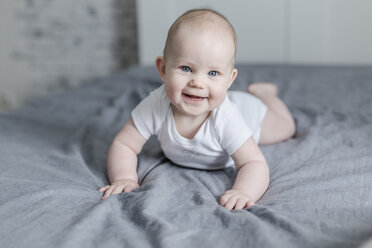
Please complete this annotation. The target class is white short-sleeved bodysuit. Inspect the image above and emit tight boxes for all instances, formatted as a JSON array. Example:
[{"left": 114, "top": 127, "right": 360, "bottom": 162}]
[{"left": 132, "top": 85, "right": 267, "bottom": 170}]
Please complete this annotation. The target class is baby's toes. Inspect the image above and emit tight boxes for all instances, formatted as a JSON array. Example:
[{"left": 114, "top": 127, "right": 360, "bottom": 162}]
[{"left": 248, "top": 82, "right": 278, "bottom": 96}]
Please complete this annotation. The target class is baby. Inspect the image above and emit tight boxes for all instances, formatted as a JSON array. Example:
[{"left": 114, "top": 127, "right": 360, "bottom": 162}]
[{"left": 99, "top": 9, "right": 295, "bottom": 210}]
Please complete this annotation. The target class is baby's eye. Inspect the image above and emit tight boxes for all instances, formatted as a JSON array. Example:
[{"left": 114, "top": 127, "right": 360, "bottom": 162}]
[
  {"left": 181, "top": 66, "right": 191, "bottom": 72},
  {"left": 208, "top": 71, "right": 218, "bottom": 77}
]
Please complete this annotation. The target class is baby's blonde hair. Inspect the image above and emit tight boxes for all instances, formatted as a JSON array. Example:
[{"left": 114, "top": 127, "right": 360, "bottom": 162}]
[{"left": 163, "top": 8, "right": 237, "bottom": 62}]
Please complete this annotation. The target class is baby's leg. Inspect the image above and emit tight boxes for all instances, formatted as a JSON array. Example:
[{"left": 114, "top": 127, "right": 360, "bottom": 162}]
[{"left": 248, "top": 83, "right": 295, "bottom": 145}]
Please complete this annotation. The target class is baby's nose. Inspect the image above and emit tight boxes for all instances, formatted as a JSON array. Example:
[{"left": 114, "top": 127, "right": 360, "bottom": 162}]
[{"left": 189, "top": 75, "right": 205, "bottom": 88}]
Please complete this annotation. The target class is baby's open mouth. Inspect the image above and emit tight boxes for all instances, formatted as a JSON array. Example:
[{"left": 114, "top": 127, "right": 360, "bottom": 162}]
[
  {"left": 183, "top": 93, "right": 205, "bottom": 99},
  {"left": 182, "top": 93, "right": 207, "bottom": 103}
]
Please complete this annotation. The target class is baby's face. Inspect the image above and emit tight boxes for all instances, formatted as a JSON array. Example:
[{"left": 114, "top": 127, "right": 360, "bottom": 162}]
[{"left": 159, "top": 24, "right": 237, "bottom": 118}]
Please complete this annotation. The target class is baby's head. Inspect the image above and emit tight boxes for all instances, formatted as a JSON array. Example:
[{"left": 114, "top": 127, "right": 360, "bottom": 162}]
[
  {"left": 156, "top": 9, "right": 238, "bottom": 118},
  {"left": 163, "top": 8, "right": 237, "bottom": 66}
]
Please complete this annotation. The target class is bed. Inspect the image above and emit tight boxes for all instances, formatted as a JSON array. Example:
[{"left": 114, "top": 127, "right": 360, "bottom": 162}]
[{"left": 1, "top": 64, "right": 371, "bottom": 248}]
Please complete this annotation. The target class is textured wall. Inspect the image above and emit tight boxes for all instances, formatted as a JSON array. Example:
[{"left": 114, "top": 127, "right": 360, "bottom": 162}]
[{"left": 0, "top": 0, "right": 138, "bottom": 112}]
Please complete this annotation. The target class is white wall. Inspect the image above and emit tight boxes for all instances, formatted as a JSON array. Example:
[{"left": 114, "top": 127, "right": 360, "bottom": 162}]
[
  {"left": 137, "top": 0, "right": 372, "bottom": 66},
  {"left": 289, "top": 1, "right": 372, "bottom": 64}
]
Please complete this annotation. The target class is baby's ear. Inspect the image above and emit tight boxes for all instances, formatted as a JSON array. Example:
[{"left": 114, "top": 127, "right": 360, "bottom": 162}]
[
  {"left": 155, "top": 56, "right": 166, "bottom": 83},
  {"left": 228, "top": 68, "right": 238, "bottom": 88}
]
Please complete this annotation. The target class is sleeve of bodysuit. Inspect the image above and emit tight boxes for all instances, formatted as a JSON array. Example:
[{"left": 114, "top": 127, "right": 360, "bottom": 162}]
[
  {"left": 214, "top": 100, "right": 254, "bottom": 156},
  {"left": 131, "top": 85, "right": 168, "bottom": 140}
]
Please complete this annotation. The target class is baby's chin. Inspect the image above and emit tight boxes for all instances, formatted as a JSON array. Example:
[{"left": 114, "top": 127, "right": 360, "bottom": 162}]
[{"left": 171, "top": 103, "right": 211, "bottom": 117}]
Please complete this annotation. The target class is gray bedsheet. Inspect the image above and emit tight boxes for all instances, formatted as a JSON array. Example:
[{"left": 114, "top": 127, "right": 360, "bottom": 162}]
[{"left": 1, "top": 64, "right": 372, "bottom": 248}]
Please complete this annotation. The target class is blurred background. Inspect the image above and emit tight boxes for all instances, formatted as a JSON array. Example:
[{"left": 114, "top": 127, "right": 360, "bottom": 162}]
[{"left": 1, "top": 0, "right": 371, "bottom": 112}]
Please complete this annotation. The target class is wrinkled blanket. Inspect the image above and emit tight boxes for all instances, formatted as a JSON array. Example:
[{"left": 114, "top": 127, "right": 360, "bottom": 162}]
[{"left": 1, "top": 64, "right": 372, "bottom": 248}]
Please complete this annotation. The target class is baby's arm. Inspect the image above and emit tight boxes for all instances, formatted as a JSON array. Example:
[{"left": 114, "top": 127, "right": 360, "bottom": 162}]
[
  {"left": 220, "top": 137, "right": 269, "bottom": 210},
  {"left": 99, "top": 118, "right": 147, "bottom": 200}
]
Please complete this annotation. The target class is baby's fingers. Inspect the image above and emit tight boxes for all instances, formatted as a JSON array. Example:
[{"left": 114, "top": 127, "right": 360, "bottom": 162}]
[
  {"left": 224, "top": 196, "right": 238, "bottom": 211},
  {"left": 235, "top": 198, "right": 249, "bottom": 210},
  {"left": 101, "top": 186, "right": 114, "bottom": 200},
  {"left": 111, "top": 185, "right": 127, "bottom": 194},
  {"left": 99, "top": 185, "right": 110, "bottom": 192},
  {"left": 219, "top": 192, "right": 232, "bottom": 206}
]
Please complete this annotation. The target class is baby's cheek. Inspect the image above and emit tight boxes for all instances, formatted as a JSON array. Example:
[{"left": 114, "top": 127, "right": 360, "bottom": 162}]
[
  {"left": 164, "top": 84, "right": 178, "bottom": 100},
  {"left": 211, "top": 89, "right": 228, "bottom": 106}
]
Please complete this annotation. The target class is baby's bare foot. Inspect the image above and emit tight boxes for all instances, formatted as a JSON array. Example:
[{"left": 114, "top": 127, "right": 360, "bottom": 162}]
[{"left": 248, "top": 82, "right": 278, "bottom": 97}]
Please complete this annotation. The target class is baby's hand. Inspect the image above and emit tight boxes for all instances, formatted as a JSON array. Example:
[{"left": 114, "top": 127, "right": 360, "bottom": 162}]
[
  {"left": 99, "top": 178, "right": 139, "bottom": 200},
  {"left": 220, "top": 189, "right": 255, "bottom": 211}
]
